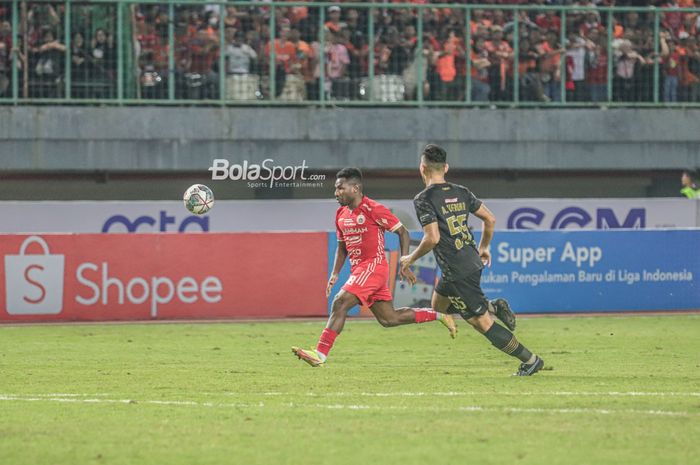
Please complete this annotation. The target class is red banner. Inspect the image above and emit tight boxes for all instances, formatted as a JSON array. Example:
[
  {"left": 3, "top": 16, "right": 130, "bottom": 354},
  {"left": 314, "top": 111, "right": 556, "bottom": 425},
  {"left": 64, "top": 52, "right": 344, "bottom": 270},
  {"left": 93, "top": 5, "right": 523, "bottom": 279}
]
[{"left": 0, "top": 233, "right": 328, "bottom": 322}]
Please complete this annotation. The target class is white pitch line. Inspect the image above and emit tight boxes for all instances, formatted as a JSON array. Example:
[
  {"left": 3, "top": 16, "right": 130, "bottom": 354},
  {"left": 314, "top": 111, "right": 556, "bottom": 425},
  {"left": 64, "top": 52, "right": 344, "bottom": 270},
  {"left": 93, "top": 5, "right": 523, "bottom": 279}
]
[
  {"left": 257, "top": 391, "right": 700, "bottom": 398},
  {"left": 0, "top": 395, "right": 696, "bottom": 417},
  {"left": 0, "top": 396, "right": 263, "bottom": 409}
]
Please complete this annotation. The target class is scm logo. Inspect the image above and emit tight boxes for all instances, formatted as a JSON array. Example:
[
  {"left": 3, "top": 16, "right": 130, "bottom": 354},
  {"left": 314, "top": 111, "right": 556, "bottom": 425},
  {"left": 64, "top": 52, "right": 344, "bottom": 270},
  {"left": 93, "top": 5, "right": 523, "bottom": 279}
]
[
  {"left": 507, "top": 207, "right": 645, "bottom": 230},
  {"left": 102, "top": 211, "right": 209, "bottom": 232}
]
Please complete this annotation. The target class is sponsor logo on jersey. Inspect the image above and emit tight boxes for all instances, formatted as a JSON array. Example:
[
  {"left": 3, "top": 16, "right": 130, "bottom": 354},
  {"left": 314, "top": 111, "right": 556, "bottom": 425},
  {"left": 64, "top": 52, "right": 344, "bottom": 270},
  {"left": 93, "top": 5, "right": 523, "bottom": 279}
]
[
  {"left": 344, "top": 227, "right": 368, "bottom": 235},
  {"left": 445, "top": 197, "right": 459, "bottom": 203}
]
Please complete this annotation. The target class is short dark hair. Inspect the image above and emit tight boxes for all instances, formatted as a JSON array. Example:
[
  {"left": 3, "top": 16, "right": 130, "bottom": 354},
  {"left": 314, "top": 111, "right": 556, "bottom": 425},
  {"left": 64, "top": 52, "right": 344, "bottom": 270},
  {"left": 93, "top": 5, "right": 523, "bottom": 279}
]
[
  {"left": 421, "top": 144, "right": 448, "bottom": 172},
  {"left": 336, "top": 167, "right": 363, "bottom": 184}
]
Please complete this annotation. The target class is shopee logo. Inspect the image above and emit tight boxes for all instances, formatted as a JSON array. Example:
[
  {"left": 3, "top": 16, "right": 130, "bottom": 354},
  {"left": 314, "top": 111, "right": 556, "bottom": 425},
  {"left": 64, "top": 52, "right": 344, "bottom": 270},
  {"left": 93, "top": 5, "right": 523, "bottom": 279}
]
[
  {"left": 4, "top": 236, "right": 64, "bottom": 315},
  {"left": 75, "top": 263, "right": 223, "bottom": 317}
]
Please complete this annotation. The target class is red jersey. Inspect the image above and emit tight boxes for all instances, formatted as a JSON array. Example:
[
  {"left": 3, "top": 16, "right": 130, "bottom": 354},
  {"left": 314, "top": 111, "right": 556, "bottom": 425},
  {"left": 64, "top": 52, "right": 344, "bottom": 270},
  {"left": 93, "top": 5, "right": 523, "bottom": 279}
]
[{"left": 335, "top": 196, "right": 402, "bottom": 269}]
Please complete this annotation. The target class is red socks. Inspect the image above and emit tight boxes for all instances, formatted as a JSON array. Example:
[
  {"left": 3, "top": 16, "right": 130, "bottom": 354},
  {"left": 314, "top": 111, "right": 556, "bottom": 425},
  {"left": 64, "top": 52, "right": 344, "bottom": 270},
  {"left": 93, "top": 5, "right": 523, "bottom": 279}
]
[
  {"left": 316, "top": 328, "right": 338, "bottom": 358},
  {"left": 414, "top": 308, "right": 439, "bottom": 323}
]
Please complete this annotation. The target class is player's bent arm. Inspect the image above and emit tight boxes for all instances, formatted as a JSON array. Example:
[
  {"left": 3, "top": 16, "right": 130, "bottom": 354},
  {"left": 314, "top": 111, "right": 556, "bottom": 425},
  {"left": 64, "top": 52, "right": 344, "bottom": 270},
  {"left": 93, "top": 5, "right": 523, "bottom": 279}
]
[
  {"left": 473, "top": 204, "right": 496, "bottom": 251},
  {"left": 404, "top": 222, "right": 440, "bottom": 265}
]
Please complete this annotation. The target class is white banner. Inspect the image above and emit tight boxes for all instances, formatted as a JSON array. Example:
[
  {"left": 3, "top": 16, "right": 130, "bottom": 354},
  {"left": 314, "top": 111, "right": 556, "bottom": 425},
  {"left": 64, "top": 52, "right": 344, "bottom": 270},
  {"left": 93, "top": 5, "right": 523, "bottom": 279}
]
[{"left": 1, "top": 198, "right": 698, "bottom": 233}]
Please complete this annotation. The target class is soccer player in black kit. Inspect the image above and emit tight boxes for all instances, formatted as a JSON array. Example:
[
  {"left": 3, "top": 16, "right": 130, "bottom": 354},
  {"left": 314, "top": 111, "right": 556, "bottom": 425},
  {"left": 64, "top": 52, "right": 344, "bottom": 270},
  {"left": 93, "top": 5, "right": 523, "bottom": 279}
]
[{"left": 400, "top": 144, "right": 544, "bottom": 376}]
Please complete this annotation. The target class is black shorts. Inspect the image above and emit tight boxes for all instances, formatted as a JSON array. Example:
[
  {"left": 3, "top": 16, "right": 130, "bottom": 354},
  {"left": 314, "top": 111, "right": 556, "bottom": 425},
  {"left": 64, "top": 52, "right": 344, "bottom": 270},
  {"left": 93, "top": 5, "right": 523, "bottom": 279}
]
[{"left": 435, "top": 270, "right": 488, "bottom": 320}]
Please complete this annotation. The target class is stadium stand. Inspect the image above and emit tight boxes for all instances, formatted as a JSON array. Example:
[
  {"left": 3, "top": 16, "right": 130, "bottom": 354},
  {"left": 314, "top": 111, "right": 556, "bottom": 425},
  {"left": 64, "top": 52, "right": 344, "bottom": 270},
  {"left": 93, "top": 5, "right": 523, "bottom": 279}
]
[{"left": 1, "top": 1, "right": 699, "bottom": 104}]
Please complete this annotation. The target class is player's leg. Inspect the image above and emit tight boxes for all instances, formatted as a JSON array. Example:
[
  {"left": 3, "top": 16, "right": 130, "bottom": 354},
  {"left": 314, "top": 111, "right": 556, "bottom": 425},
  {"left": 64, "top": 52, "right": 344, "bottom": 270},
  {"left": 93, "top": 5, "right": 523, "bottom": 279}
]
[
  {"left": 465, "top": 311, "right": 543, "bottom": 376},
  {"left": 367, "top": 280, "right": 458, "bottom": 337},
  {"left": 446, "top": 273, "right": 543, "bottom": 376},
  {"left": 368, "top": 300, "right": 418, "bottom": 326},
  {"left": 292, "top": 289, "right": 360, "bottom": 367},
  {"left": 368, "top": 299, "right": 457, "bottom": 337}
]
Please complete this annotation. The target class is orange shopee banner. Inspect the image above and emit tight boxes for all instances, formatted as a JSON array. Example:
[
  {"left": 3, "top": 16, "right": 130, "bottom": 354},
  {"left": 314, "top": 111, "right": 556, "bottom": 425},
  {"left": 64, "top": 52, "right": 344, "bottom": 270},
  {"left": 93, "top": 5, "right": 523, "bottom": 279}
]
[{"left": 0, "top": 233, "right": 328, "bottom": 322}]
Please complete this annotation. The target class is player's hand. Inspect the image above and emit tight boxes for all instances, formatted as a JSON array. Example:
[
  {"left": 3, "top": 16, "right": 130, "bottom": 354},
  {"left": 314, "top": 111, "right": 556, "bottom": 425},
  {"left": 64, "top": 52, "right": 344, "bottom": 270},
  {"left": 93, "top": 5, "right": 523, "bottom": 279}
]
[
  {"left": 399, "top": 255, "right": 417, "bottom": 285},
  {"left": 399, "top": 254, "right": 412, "bottom": 273},
  {"left": 326, "top": 273, "right": 338, "bottom": 297},
  {"left": 399, "top": 267, "right": 417, "bottom": 286},
  {"left": 479, "top": 247, "right": 492, "bottom": 267}
]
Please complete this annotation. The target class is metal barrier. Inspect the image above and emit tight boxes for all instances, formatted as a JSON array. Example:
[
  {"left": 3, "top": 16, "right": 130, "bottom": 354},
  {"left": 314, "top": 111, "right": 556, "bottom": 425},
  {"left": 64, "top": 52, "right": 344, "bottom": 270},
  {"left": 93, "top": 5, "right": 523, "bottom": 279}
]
[{"left": 1, "top": 1, "right": 699, "bottom": 106}]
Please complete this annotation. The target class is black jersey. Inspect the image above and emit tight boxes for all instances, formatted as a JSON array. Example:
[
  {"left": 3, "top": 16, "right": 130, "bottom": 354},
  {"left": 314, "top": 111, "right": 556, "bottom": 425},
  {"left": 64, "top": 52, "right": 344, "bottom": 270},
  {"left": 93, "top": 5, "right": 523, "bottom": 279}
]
[{"left": 413, "top": 182, "right": 484, "bottom": 281}]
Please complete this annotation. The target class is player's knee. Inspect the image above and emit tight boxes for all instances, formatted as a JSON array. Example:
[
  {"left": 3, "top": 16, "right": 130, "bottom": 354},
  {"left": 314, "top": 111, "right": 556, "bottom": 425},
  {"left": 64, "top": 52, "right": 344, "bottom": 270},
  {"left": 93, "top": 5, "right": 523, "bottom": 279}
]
[
  {"left": 468, "top": 313, "right": 493, "bottom": 333},
  {"left": 331, "top": 294, "right": 352, "bottom": 315}
]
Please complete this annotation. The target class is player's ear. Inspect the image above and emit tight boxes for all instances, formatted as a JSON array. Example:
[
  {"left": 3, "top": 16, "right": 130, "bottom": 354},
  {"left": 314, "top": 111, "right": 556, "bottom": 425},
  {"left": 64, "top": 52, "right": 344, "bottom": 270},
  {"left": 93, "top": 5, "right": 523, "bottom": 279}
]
[{"left": 444, "top": 163, "right": 449, "bottom": 174}]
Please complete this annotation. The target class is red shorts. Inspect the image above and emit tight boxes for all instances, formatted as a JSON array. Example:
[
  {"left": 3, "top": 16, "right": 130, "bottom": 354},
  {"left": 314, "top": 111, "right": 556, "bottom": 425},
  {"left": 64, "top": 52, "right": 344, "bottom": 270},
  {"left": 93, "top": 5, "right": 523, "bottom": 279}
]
[{"left": 342, "top": 263, "right": 392, "bottom": 307}]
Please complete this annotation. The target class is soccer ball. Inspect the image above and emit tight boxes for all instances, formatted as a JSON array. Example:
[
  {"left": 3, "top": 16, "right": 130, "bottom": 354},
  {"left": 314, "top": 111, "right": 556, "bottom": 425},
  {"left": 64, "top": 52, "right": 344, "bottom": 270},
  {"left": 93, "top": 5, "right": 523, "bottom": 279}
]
[{"left": 183, "top": 184, "right": 215, "bottom": 215}]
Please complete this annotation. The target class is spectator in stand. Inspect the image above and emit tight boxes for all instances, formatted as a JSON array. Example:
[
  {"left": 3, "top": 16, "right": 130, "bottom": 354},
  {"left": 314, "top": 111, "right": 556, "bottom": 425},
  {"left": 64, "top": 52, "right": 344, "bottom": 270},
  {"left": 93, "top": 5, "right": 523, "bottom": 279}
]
[
  {"left": 565, "top": 29, "right": 594, "bottom": 101},
  {"left": 339, "top": 26, "right": 362, "bottom": 99},
  {"left": 91, "top": 28, "right": 116, "bottom": 95},
  {"left": 532, "top": 28, "right": 562, "bottom": 102},
  {"left": 325, "top": 30, "right": 350, "bottom": 99},
  {"left": 587, "top": 30, "right": 609, "bottom": 102},
  {"left": 326, "top": 6, "right": 343, "bottom": 34},
  {"left": 679, "top": 35, "right": 700, "bottom": 101},
  {"left": 225, "top": 28, "right": 257, "bottom": 75},
  {"left": 31, "top": 27, "right": 65, "bottom": 98},
  {"left": 471, "top": 38, "right": 491, "bottom": 101},
  {"left": 224, "top": 28, "right": 259, "bottom": 101},
  {"left": 434, "top": 28, "right": 462, "bottom": 101},
  {"left": 518, "top": 37, "right": 547, "bottom": 102},
  {"left": 662, "top": 32, "right": 681, "bottom": 102},
  {"left": 485, "top": 25, "right": 512, "bottom": 101},
  {"left": 187, "top": 26, "right": 219, "bottom": 99},
  {"left": 264, "top": 20, "right": 296, "bottom": 98},
  {"left": 70, "top": 32, "right": 90, "bottom": 98},
  {"left": 300, "top": 22, "right": 320, "bottom": 100},
  {"left": 280, "top": 27, "right": 312, "bottom": 101},
  {"left": 614, "top": 38, "right": 647, "bottom": 102},
  {"left": 378, "top": 26, "right": 412, "bottom": 77}
]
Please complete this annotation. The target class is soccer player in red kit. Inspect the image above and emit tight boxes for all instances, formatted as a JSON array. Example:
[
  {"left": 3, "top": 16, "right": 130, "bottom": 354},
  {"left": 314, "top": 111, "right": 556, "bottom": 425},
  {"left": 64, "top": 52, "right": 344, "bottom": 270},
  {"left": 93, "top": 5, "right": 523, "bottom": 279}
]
[{"left": 292, "top": 167, "right": 457, "bottom": 367}]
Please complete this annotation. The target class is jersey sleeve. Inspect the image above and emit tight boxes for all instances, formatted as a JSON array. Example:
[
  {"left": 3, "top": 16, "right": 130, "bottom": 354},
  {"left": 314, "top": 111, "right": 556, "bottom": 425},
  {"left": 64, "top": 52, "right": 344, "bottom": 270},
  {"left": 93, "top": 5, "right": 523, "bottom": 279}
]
[
  {"left": 413, "top": 195, "right": 438, "bottom": 227},
  {"left": 467, "top": 189, "right": 483, "bottom": 213},
  {"left": 369, "top": 203, "right": 403, "bottom": 232},
  {"left": 335, "top": 209, "right": 345, "bottom": 242}
]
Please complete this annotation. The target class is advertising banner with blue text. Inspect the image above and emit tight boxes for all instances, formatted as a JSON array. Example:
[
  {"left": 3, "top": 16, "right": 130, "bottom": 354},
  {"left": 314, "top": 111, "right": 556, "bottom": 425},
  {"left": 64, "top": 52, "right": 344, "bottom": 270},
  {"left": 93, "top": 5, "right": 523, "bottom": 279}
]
[{"left": 327, "top": 229, "right": 699, "bottom": 314}]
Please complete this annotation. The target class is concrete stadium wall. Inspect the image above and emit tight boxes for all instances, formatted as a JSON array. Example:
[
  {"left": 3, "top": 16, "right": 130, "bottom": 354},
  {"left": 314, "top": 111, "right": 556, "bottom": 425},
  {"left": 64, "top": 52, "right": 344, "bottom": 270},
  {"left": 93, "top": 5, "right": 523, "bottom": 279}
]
[{"left": 1, "top": 106, "right": 699, "bottom": 172}]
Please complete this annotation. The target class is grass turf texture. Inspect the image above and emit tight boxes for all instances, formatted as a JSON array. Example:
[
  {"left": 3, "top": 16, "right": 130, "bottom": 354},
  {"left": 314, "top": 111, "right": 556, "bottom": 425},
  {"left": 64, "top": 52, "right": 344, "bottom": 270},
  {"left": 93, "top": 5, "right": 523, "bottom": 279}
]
[{"left": 1, "top": 315, "right": 699, "bottom": 465}]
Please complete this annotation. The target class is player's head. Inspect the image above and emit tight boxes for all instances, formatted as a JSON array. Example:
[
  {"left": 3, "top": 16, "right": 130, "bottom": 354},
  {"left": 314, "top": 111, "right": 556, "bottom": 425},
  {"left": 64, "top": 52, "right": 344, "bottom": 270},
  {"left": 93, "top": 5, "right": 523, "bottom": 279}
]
[
  {"left": 335, "top": 167, "right": 363, "bottom": 206},
  {"left": 681, "top": 169, "right": 697, "bottom": 187},
  {"left": 420, "top": 144, "right": 449, "bottom": 183}
]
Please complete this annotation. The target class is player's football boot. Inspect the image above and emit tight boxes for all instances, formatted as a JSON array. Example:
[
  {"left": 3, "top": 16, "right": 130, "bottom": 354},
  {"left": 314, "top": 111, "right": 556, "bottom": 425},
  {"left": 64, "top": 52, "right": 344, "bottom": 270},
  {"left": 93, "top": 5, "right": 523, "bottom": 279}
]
[
  {"left": 491, "top": 298, "right": 517, "bottom": 331},
  {"left": 440, "top": 314, "right": 458, "bottom": 339},
  {"left": 514, "top": 356, "right": 544, "bottom": 376},
  {"left": 291, "top": 347, "right": 325, "bottom": 367}
]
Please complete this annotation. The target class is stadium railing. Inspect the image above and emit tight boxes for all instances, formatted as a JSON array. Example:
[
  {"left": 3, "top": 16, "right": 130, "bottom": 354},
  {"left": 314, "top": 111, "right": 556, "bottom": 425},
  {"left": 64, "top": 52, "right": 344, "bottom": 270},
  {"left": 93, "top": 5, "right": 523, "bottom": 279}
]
[{"left": 1, "top": 1, "right": 699, "bottom": 107}]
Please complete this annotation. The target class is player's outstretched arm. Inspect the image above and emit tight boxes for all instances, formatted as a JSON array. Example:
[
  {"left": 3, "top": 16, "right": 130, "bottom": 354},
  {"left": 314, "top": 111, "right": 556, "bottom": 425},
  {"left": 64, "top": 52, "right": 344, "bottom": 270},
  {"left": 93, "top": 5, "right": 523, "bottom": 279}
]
[
  {"left": 327, "top": 241, "right": 348, "bottom": 297},
  {"left": 473, "top": 204, "right": 496, "bottom": 266},
  {"left": 399, "top": 222, "right": 439, "bottom": 275}
]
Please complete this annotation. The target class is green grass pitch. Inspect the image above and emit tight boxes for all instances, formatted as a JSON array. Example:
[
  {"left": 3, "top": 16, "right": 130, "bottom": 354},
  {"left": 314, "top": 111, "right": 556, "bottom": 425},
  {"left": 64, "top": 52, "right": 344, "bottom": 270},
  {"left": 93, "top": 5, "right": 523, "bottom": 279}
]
[{"left": 1, "top": 315, "right": 699, "bottom": 465}]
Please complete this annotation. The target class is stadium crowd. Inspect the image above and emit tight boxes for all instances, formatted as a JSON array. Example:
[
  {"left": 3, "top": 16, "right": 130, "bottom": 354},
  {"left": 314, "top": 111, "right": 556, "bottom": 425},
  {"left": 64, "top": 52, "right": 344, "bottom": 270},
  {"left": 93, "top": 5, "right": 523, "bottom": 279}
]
[{"left": 1, "top": 0, "right": 700, "bottom": 102}]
